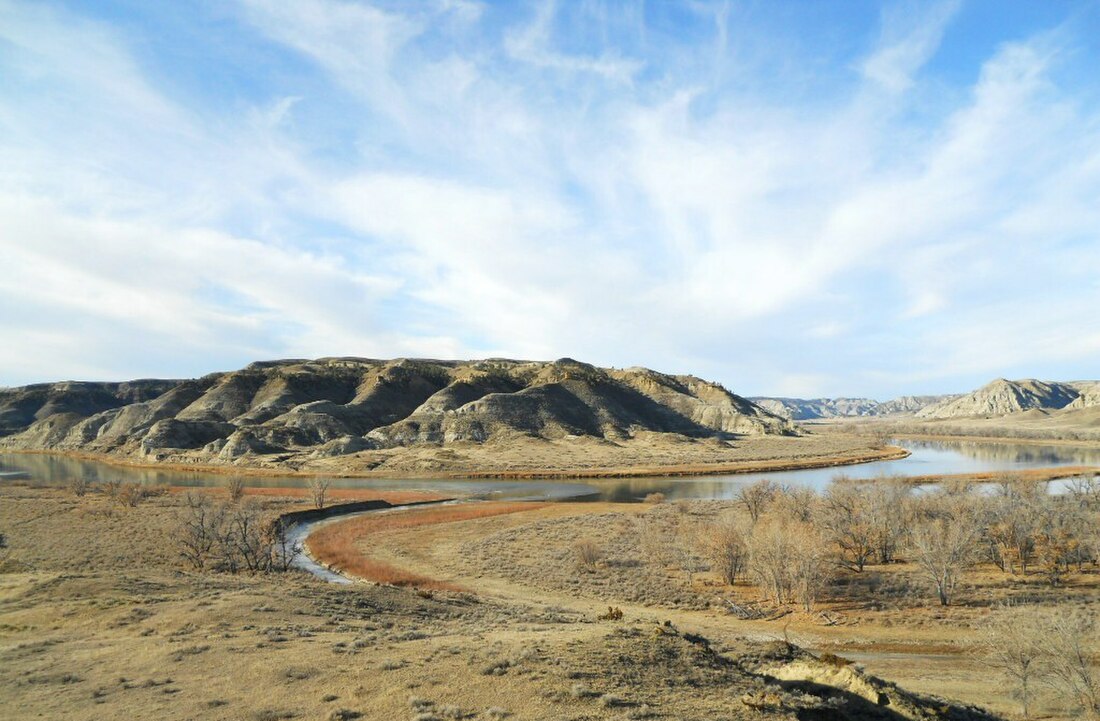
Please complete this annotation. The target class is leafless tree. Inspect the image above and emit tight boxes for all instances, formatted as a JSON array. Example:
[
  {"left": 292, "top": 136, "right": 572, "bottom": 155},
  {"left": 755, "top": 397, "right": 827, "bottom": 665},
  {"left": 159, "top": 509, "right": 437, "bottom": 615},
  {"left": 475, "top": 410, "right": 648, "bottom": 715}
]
[
  {"left": 737, "top": 480, "right": 777, "bottom": 525},
  {"left": 176, "top": 493, "right": 224, "bottom": 571},
  {"left": 669, "top": 518, "right": 705, "bottom": 585},
  {"left": 909, "top": 498, "right": 981, "bottom": 606},
  {"left": 747, "top": 518, "right": 795, "bottom": 605},
  {"left": 68, "top": 476, "right": 90, "bottom": 497},
  {"left": 980, "top": 606, "right": 1049, "bottom": 718},
  {"left": 773, "top": 484, "right": 817, "bottom": 524},
  {"left": 865, "top": 477, "right": 911, "bottom": 564},
  {"left": 790, "top": 523, "right": 830, "bottom": 611},
  {"left": 228, "top": 502, "right": 271, "bottom": 572},
  {"left": 1040, "top": 611, "right": 1100, "bottom": 718},
  {"left": 820, "top": 483, "right": 876, "bottom": 572},
  {"left": 267, "top": 520, "right": 301, "bottom": 572},
  {"left": 309, "top": 477, "right": 330, "bottom": 509},
  {"left": 698, "top": 515, "right": 748, "bottom": 585}
]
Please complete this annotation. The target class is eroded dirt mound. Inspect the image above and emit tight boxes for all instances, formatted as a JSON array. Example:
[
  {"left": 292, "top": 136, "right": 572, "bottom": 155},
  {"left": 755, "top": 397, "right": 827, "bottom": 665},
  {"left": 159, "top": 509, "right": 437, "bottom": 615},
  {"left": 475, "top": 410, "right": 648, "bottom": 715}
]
[{"left": 0, "top": 357, "right": 792, "bottom": 466}]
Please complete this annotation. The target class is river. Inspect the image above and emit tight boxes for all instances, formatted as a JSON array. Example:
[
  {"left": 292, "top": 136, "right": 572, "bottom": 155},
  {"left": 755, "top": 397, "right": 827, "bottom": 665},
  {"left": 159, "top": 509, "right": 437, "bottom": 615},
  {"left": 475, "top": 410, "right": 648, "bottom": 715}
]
[{"left": 1, "top": 438, "right": 1097, "bottom": 502}]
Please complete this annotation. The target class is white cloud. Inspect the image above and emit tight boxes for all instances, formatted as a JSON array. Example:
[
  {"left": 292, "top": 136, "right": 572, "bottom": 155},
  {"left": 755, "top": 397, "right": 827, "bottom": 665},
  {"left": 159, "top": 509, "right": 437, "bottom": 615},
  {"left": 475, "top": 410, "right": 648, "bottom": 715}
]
[
  {"left": 1, "top": 0, "right": 1098, "bottom": 398},
  {"left": 860, "top": 0, "right": 961, "bottom": 93}
]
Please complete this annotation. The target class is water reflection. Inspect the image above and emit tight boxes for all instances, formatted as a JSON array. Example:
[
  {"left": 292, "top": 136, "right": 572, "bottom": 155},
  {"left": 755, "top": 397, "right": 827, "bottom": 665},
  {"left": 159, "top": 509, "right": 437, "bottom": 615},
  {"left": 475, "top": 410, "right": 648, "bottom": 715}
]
[{"left": 1, "top": 438, "right": 1096, "bottom": 502}]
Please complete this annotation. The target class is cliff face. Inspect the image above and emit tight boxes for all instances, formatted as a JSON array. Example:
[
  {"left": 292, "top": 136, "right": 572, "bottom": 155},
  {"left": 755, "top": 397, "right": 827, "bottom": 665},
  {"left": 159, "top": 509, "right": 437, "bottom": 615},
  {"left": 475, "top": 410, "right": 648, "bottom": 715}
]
[
  {"left": 916, "top": 379, "right": 1096, "bottom": 419},
  {"left": 749, "top": 395, "right": 953, "bottom": 420},
  {"left": 0, "top": 358, "right": 792, "bottom": 463}
]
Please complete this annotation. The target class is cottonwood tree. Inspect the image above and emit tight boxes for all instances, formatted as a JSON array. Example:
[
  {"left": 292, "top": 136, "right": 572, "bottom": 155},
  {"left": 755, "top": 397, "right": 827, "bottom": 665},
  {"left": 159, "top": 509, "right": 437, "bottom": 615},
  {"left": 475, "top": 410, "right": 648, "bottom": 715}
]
[
  {"left": 984, "top": 483, "right": 1041, "bottom": 574},
  {"left": 981, "top": 606, "right": 1048, "bottom": 718},
  {"left": 790, "top": 523, "right": 830, "bottom": 611},
  {"left": 747, "top": 517, "right": 795, "bottom": 604},
  {"left": 699, "top": 515, "right": 748, "bottom": 585},
  {"left": 1040, "top": 612, "right": 1100, "bottom": 719},
  {"left": 772, "top": 484, "right": 817, "bottom": 524},
  {"left": 909, "top": 498, "right": 981, "bottom": 606},
  {"left": 820, "top": 483, "right": 876, "bottom": 572},
  {"left": 746, "top": 517, "right": 831, "bottom": 610},
  {"left": 268, "top": 520, "right": 301, "bottom": 572},
  {"left": 865, "top": 477, "right": 911, "bottom": 564},
  {"left": 737, "top": 480, "right": 777, "bottom": 525}
]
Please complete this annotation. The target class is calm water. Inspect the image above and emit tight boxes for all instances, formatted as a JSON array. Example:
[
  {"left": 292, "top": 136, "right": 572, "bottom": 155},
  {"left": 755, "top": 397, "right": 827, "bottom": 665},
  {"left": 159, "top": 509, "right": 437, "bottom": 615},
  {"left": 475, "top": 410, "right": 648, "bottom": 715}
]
[{"left": 1, "top": 438, "right": 1096, "bottom": 502}]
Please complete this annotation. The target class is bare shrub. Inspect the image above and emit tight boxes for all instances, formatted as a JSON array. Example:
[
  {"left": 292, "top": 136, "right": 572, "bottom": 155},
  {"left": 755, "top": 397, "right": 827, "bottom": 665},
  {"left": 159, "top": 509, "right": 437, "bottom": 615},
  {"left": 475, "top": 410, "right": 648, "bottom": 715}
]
[
  {"left": 176, "top": 493, "right": 225, "bottom": 571},
  {"left": 103, "top": 479, "right": 121, "bottom": 501},
  {"left": 737, "top": 480, "right": 777, "bottom": 525},
  {"left": 67, "top": 476, "right": 90, "bottom": 497},
  {"left": 636, "top": 514, "right": 674, "bottom": 567},
  {"left": 573, "top": 538, "right": 603, "bottom": 569},
  {"left": 309, "top": 478, "right": 330, "bottom": 509},
  {"left": 227, "top": 477, "right": 246, "bottom": 503},
  {"left": 698, "top": 515, "right": 748, "bottom": 585},
  {"left": 117, "top": 483, "right": 148, "bottom": 508},
  {"left": 268, "top": 520, "right": 301, "bottom": 572},
  {"left": 175, "top": 494, "right": 296, "bottom": 574},
  {"left": 643, "top": 492, "right": 665, "bottom": 504}
]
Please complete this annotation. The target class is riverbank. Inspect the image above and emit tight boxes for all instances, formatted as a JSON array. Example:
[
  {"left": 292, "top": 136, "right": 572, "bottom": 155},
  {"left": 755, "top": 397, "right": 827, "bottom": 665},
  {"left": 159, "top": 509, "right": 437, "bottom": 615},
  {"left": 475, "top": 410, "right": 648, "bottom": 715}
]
[{"left": 0, "top": 436, "right": 908, "bottom": 481}]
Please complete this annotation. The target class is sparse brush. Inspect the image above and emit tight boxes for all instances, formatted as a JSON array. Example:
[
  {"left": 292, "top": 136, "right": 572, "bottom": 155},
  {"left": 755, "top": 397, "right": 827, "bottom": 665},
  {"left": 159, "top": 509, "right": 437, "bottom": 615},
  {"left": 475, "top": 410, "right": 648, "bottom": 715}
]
[
  {"left": 573, "top": 538, "right": 603, "bottom": 569},
  {"left": 67, "top": 477, "right": 90, "bottom": 497},
  {"left": 227, "top": 477, "right": 245, "bottom": 503}
]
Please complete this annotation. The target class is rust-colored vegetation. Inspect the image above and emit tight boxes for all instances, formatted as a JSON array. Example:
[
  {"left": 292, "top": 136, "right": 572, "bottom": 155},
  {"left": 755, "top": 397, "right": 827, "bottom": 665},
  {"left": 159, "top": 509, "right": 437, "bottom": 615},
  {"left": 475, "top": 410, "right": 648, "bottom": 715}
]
[{"left": 307, "top": 502, "right": 546, "bottom": 590}]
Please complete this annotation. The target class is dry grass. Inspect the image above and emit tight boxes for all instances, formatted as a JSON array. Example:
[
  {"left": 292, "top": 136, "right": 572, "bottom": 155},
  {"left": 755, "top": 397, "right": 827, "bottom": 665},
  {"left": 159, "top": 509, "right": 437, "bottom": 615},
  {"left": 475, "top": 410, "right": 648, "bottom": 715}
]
[{"left": 306, "top": 502, "right": 546, "bottom": 590}]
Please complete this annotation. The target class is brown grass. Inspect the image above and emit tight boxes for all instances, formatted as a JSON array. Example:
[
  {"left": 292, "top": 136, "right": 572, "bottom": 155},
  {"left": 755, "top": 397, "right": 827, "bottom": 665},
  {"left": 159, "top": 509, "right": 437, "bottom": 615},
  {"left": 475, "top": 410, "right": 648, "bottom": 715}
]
[
  {"left": 845, "top": 465, "right": 1099, "bottom": 487},
  {"left": 307, "top": 502, "right": 547, "bottom": 590}
]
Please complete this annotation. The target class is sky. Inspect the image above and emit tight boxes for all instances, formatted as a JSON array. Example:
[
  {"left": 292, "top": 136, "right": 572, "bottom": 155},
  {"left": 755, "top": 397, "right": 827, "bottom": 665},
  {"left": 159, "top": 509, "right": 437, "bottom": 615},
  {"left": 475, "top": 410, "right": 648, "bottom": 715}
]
[{"left": 1, "top": 0, "right": 1099, "bottom": 400}]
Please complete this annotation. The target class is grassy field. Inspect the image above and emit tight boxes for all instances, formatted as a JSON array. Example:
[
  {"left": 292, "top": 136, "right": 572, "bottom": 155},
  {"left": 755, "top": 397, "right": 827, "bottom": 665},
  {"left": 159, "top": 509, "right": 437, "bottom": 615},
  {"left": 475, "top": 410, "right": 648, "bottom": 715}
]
[{"left": 2, "top": 482, "right": 1092, "bottom": 720}]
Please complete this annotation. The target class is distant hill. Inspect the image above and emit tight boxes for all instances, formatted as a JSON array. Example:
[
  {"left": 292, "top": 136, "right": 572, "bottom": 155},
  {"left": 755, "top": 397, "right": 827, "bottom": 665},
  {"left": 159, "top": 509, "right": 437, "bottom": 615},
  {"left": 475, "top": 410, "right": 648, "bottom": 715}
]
[
  {"left": 916, "top": 379, "right": 1100, "bottom": 419},
  {"left": 0, "top": 358, "right": 792, "bottom": 464},
  {"left": 750, "top": 395, "right": 954, "bottom": 420}
]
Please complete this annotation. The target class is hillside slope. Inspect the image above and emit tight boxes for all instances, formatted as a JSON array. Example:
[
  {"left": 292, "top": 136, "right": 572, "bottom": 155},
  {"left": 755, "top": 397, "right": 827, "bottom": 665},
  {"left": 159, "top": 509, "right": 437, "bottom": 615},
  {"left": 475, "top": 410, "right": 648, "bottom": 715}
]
[
  {"left": 917, "top": 379, "right": 1096, "bottom": 419},
  {"left": 0, "top": 358, "right": 795, "bottom": 470}
]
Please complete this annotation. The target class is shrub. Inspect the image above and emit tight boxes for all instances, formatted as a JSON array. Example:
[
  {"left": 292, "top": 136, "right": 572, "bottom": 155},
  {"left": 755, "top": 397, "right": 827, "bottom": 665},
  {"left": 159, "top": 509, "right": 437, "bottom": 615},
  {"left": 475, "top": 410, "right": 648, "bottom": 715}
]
[
  {"left": 309, "top": 478, "right": 330, "bottom": 509},
  {"left": 643, "top": 492, "right": 665, "bottom": 504},
  {"left": 573, "top": 538, "right": 603, "bottom": 569},
  {"left": 68, "top": 477, "right": 90, "bottom": 497},
  {"left": 117, "top": 483, "right": 148, "bottom": 508},
  {"left": 227, "top": 477, "right": 246, "bottom": 503}
]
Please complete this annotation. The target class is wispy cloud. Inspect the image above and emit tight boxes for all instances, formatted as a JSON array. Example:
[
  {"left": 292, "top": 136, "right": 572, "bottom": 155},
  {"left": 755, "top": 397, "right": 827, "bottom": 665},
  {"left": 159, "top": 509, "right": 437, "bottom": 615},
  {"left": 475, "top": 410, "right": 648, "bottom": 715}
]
[{"left": 1, "top": 0, "right": 1098, "bottom": 398}]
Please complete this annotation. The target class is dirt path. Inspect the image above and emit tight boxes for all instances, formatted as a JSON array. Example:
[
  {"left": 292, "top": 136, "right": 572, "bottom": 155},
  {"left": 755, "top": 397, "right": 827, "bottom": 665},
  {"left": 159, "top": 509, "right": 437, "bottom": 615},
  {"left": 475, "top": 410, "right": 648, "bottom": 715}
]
[{"left": 303, "top": 500, "right": 1018, "bottom": 711}]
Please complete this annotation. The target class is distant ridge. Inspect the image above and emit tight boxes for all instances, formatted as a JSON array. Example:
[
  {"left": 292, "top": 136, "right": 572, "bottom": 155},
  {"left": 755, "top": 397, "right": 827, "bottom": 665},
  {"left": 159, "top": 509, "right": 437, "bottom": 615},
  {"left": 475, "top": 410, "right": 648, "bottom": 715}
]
[
  {"left": 916, "top": 378, "right": 1099, "bottom": 419},
  {"left": 0, "top": 357, "right": 792, "bottom": 463},
  {"left": 750, "top": 395, "right": 954, "bottom": 420}
]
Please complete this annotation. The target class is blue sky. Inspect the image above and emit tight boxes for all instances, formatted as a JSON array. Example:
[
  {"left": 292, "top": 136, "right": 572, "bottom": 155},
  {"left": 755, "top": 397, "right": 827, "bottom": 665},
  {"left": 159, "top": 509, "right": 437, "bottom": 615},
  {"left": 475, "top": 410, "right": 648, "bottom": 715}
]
[{"left": 1, "top": 0, "right": 1099, "bottom": 399}]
